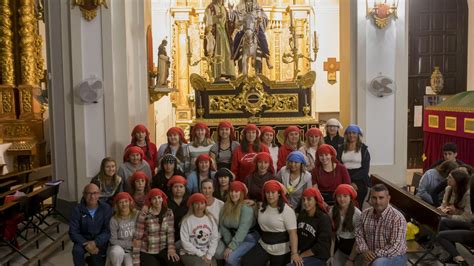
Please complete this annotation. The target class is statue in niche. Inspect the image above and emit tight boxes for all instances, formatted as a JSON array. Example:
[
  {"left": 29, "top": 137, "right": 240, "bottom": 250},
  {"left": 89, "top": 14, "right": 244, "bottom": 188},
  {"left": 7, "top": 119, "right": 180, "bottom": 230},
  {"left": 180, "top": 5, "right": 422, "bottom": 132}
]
[
  {"left": 157, "top": 39, "right": 170, "bottom": 87},
  {"left": 204, "top": 0, "right": 236, "bottom": 81},
  {"left": 230, "top": 0, "right": 273, "bottom": 75}
]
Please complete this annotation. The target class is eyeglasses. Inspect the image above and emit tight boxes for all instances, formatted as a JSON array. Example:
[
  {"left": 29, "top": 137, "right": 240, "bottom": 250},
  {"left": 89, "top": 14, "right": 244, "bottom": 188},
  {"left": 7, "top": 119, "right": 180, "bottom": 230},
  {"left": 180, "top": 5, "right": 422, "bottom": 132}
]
[{"left": 84, "top": 192, "right": 100, "bottom": 196}]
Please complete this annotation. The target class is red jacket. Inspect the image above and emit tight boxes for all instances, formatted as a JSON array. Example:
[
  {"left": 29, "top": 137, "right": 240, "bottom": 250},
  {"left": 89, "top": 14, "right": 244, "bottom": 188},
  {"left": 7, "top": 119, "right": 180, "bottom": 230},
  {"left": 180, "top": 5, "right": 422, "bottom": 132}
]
[{"left": 231, "top": 144, "right": 269, "bottom": 182}]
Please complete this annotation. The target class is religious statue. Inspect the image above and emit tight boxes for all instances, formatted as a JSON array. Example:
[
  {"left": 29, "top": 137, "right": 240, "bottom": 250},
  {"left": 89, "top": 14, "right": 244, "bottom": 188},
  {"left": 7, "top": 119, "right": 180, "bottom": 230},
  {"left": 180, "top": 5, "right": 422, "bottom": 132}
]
[
  {"left": 204, "top": 0, "right": 236, "bottom": 81},
  {"left": 230, "top": 0, "right": 273, "bottom": 75},
  {"left": 157, "top": 39, "right": 170, "bottom": 87}
]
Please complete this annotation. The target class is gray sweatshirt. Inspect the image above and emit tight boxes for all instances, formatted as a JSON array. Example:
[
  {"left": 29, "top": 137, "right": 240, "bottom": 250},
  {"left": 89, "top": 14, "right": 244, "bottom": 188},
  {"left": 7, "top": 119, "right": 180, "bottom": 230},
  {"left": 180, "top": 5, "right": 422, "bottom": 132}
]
[{"left": 109, "top": 213, "right": 138, "bottom": 251}]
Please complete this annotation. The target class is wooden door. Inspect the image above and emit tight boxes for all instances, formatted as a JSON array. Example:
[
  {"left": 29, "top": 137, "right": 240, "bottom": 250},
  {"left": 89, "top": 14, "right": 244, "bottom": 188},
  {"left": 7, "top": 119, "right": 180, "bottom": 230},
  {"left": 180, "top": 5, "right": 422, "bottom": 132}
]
[{"left": 407, "top": 0, "right": 468, "bottom": 168}]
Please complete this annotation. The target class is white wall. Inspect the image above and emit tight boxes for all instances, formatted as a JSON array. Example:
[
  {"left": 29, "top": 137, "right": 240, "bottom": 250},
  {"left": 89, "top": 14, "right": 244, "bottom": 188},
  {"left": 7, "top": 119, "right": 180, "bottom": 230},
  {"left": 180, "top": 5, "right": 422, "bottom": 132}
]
[
  {"left": 468, "top": 0, "right": 474, "bottom": 90},
  {"left": 313, "top": 0, "right": 340, "bottom": 114},
  {"left": 355, "top": 0, "right": 408, "bottom": 185},
  {"left": 46, "top": 0, "right": 149, "bottom": 201},
  {"left": 152, "top": 0, "right": 175, "bottom": 146}
]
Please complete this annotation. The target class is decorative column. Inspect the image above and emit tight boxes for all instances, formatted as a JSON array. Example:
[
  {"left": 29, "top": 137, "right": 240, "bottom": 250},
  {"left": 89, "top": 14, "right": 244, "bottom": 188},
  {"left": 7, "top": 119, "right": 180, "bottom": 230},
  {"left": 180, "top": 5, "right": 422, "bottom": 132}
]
[
  {"left": 171, "top": 7, "right": 193, "bottom": 131},
  {"left": 18, "top": 0, "right": 43, "bottom": 120},
  {"left": 267, "top": 6, "right": 285, "bottom": 81},
  {"left": 0, "top": 0, "right": 15, "bottom": 120}
]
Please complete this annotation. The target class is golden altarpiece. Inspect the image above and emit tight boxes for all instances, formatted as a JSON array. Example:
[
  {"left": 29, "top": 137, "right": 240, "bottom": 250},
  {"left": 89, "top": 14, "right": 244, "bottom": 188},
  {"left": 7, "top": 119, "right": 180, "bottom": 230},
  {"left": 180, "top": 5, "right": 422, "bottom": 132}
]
[
  {"left": 0, "top": 0, "right": 46, "bottom": 171},
  {"left": 150, "top": 0, "right": 319, "bottom": 142}
]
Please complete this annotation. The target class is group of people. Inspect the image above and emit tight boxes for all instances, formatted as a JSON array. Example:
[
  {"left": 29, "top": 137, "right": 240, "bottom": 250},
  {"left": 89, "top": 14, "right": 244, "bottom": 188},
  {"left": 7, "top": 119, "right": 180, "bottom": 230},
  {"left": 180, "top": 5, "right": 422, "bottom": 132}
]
[
  {"left": 67, "top": 119, "right": 393, "bottom": 266},
  {"left": 415, "top": 142, "right": 473, "bottom": 265}
]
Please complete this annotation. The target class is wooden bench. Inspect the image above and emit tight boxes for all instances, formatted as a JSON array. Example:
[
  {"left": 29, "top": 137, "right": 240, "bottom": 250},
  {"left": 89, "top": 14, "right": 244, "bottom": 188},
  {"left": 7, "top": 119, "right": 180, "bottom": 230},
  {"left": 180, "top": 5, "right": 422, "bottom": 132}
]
[
  {"left": 0, "top": 169, "right": 33, "bottom": 184},
  {"left": 371, "top": 174, "right": 447, "bottom": 265},
  {"left": 0, "top": 181, "right": 39, "bottom": 205},
  {"left": 0, "top": 180, "right": 17, "bottom": 193}
]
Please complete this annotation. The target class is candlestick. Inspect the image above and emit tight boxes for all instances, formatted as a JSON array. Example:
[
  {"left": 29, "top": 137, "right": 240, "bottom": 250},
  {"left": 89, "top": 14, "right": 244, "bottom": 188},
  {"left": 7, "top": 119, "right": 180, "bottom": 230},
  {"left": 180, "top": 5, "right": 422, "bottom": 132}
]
[
  {"left": 187, "top": 36, "right": 191, "bottom": 55},
  {"left": 289, "top": 10, "right": 293, "bottom": 28}
]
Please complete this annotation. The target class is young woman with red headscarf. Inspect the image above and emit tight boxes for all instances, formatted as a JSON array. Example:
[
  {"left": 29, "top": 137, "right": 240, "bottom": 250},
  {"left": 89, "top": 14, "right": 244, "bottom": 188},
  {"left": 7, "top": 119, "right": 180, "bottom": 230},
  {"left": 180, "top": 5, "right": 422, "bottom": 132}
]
[
  {"left": 158, "top": 127, "right": 189, "bottom": 173},
  {"left": 132, "top": 188, "right": 181, "bottom": 265},
  {"left": 245, "top": 152, "right": 275, "bottom": 203},
  {"left": 187, "top": 154, "right": 216, "bottom": 194},
  {"left": 125, "top": 124, "right": 158, "bottom": 175},
  {"left": 260, "top": 126, "right": 279, "bottom": 171},
  {"left": 219, "top": 181, "right": 259, "bottom": 266},
  {"left": 241, "top": 180, "right": 301, "bottom": 266},
  {"left": 288, "top": 188, "right": 332, "bottom": 266},
  {"left": 210, "top": 121, "right": 240, "bottom": 169},
  {"left": 277, "top": 126, "right": 303, "bottom": 172},
  {"left": 312, "top": 144, "right": 351, "bottom": 204},
  {"left": 118, "top": 146, "right": 152, "bottom": 192},
  {"left": 180, "top": 193, "right": 220, "bottom": 266},
  {"left": 128, "top": 171, "right": 151, "bottom": 210},
  {"left": 106, "top": 192, "right": 137, "bottom": 266},
  {"left": 187, "top": 122, "right": 215, "bottom": 175},
  {"left": 329, "top": 184, "right": 361, "bottom": 266},
  {"left": 231, "top": 124, "right": 269, "bottom": 182},
  {"left": 299, "top": 127, "right": 324, "bottom": 172}
]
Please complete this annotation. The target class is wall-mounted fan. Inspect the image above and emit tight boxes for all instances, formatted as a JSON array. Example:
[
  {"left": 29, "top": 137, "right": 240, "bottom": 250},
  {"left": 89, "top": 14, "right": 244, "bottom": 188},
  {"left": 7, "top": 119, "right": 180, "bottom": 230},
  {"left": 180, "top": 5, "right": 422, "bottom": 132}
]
[
  {"left": 368, "top": 74, "right": 396, "bottom": 97},
  {"left": 75, "top": 76, "right": 103, "bottom": 103}
]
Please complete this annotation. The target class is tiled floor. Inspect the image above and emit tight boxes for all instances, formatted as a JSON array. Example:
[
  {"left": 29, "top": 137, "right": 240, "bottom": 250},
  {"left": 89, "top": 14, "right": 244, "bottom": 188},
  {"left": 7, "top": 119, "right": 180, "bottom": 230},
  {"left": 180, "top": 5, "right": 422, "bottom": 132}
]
[{"left": 2, "top": 169, "right": 473, "bottom": 265}]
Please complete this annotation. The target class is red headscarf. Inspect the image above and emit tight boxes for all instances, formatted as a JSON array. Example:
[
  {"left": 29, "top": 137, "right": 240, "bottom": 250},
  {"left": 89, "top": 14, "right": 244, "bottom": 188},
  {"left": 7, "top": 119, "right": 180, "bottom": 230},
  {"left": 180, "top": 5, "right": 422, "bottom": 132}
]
[
  {"left": 187, "top": 193, "right": 207, "bottom": 207},
  {"left": 191, "top": 122, "right": 210, "bottom": 140},
  {"left": 334, "top": 184, "right": 357, "bottom": 201},
  {"left": 128, "top": 171, "right": 150, "bottom": 188},
  {"left": 218, "top": 121, "right": 236, "bottom": 141},
  {"left": 195, "top": 153, "right": 215, "bottom": 171},
  {"left": 123, "top": 146, "right": 145, "bottom": 162},
  {"left": 284, "top": 126, "right": 300, "bottom": 142},
  {"left": 167, "top": 175, "right": 187, "bottom": 187},
  {"left": 230, "top": 181, "right": 248, "bottom": 198},
  {"left": 315, "top": 144, "right": 338, "bottom": 166},
  {"left": 167, "top": 127, "right": 188, "bottom": 144},
  {"left": 262, "top": 180, "right": 288, "bottom": 204},
  {"left": 302, "top": 187, "right": 327, "bottom": 213},
  {"left": 259, "top": 126, "right": 275, "bottom": 141},
  {"left": 113, "top": 192, "right": 134, "bottom": 205},
  {"left": 306, "top": 127, "right": 323, "bottom": 138},
  {"left": 145, "top": 188, "right": 168, "bottom": 207},
  {"left": 254, "top": 152, "right": 275, "bottom": 174},
  {"left": 242, "top": 124, "right": 260, "bottom": 139},
  {"left": 130, "top": 124, "right": 150, "bottom": 144}
]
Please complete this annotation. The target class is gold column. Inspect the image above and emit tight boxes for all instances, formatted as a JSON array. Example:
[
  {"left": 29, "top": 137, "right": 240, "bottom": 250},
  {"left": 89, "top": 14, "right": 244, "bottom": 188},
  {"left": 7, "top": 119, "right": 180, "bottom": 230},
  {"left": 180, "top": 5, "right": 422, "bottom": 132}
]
[
  {"left": 0, "top": 0, "right": 16, "bottom": 120},
  {"left": 0, "top": 0, "right": 14, "bottom": 85},
  {"left": 171, "top": 7, "right": 194, "bottom": 130},
  {"left": 339, "top": 0, "right": 352, "bottom": 127},
  {"left": 17, "top": 0, "right": 43, "bottom": 120}
]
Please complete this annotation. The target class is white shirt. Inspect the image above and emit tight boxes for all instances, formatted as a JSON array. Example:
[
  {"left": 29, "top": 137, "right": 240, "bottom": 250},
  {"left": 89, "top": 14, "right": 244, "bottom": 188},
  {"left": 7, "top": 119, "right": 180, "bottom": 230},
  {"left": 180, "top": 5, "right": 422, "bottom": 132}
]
[
  {"left": 206, "top": 198, "right": 224, "bottom": 224},
  {"left": 257, "top": 204, "right": 297, "bottom": 255},
  {"left": 341, "top": 150, "right": 362, "bottom": 169}
]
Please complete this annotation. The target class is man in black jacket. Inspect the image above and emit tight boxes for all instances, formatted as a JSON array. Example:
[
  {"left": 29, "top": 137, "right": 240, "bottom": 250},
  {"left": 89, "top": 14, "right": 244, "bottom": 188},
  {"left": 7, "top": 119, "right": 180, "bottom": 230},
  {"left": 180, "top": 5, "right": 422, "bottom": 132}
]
[{"left": 69, "top": 183, "right": 113, "bottom": 266}]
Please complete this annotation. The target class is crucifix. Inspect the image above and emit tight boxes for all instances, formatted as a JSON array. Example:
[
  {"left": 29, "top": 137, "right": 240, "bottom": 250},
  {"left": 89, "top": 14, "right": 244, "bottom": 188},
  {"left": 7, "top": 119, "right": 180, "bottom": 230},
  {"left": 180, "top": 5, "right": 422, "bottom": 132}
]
[{"left": 323, "top": 57, "right": 340, "bottom": 85}]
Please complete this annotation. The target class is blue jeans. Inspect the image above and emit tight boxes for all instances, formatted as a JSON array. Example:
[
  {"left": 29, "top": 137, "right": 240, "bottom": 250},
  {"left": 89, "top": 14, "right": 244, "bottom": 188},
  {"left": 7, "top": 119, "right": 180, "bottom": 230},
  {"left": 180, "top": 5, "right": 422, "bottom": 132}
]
[
  {"left": 287, "top": 256, "right": 326, "bottom": 266},
  {"left": 371, "top": 255, "right": 407, "bottom": 266},
  {"left": 226, "top": 231, "right": 260, "bottom": 266}
]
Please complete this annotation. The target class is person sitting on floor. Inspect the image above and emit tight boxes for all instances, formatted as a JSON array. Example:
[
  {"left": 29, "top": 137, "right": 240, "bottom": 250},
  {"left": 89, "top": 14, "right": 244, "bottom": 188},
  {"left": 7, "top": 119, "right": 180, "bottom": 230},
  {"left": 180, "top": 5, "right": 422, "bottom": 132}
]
[
  {"left": 69, "top": 183, "right": 113, "bottom": 266},
  {"left": 355, "top": 184, "right": 407, "bottom": 266}
]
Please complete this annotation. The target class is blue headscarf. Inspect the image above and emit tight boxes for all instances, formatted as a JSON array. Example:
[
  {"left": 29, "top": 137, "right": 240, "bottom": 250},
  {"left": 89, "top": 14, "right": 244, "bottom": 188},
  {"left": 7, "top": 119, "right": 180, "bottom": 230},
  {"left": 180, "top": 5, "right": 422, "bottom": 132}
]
[
  {"left": 344, "top": 124, "right": 363, "bottom": 136},
  {"left": 286, "top": 151, "right": 306, "bottom": 165}
]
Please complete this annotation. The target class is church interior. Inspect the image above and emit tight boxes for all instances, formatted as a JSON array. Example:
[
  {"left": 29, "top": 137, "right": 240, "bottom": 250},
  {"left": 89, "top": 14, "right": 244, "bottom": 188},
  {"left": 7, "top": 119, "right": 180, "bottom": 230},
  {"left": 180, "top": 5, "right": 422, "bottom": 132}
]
[{"left": 0, "top": 0, "right": 474, "bottom": 265}]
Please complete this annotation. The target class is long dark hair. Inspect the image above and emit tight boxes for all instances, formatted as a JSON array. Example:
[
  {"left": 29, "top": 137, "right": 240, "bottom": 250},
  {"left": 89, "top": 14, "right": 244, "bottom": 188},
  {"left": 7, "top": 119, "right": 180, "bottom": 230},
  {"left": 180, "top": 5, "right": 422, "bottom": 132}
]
[
  {"left": 164, "top": 143, "right": 185, "bottom": 163},
  {"left": 448, "top": 169, "right": 470, "bottom": 209},
  {"left": 343, "top": 134, "right": 362, "bottom": 152},
  {"left": 331, "top": 201, "right": 355, "bottom": 232},
  {"left": 241, "top": 136, "right": 261, "bottom": 153},
  {"left": 260, "top": 193, "right": 285, "bottom": 213},
  {"left": 435, "top": 160, "right": 458, "bottom": 178}
]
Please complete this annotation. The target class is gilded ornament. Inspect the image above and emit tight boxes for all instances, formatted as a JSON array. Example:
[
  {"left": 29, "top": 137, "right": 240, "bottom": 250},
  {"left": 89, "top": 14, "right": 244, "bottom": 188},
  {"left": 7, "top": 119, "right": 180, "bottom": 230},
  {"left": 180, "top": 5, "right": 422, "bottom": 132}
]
[
  {"left": 20, "top": 88, "right": 32, "bottom": 113},
  {"left": 430, "top": 67, "right": 444, "bottom": 95},
  {"left": 4, "top": 125, "right": 31, "bottom": 138},
  {"left": 18, "top": 0, "right": 39, "bottom": 86},
  {"left": 71, "top": 0, "right": 108, "bottom": 22},
  {"left": 1, "top": 89, "right": 12, "bottom": 113},
  {"left": 0, "top": 0, "right": 15, "bottom": 85}
]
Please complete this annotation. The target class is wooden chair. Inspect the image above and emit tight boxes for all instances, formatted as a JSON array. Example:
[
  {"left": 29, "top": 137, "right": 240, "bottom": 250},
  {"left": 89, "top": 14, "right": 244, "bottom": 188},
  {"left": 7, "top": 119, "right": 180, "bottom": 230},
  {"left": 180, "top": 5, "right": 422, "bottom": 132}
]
[{"left": 407, "top": 172, "right": 423, "bottom": 194}]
